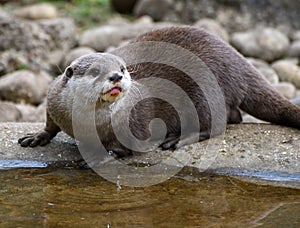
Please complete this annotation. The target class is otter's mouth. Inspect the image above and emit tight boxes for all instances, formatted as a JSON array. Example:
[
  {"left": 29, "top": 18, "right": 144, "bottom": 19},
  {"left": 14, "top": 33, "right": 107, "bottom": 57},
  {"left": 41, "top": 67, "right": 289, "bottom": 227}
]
[
  {"left": 105, "top": 87, "right": 122, "bottom": 96},
  {"left": 101, "top": 87, "right": 124, "bottom": 102}
]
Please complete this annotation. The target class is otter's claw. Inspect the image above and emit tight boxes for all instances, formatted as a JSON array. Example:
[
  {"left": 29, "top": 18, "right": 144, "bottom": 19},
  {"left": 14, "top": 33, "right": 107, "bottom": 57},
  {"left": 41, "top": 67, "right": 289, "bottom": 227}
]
[{"left": 18, "top": 131, "right": 52, "bottom": 147}]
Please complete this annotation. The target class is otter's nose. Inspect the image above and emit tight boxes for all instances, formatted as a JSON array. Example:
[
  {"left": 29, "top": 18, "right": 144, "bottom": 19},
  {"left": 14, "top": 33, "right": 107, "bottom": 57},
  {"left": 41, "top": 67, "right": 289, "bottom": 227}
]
[{"left": 109, "top": 74, "right": 123, "bottom": 83}]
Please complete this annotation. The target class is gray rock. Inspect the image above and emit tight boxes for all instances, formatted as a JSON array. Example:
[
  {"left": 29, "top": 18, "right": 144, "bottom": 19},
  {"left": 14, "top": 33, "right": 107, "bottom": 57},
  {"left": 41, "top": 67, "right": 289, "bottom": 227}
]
[
  {"left": 0, "top": 70, "right": 52, "bottom": 105},
  {"left": 290, "top": 96, "right": 300, "bottom": 107},
  {"left": 272, "top": 60, "right": 300, "bottom": 89},
  {"left": 46, "top": 50, "right": 66, "bottom": 74},
  {"left": 291, "top": 30, "right": 300, "bottom": 41},
  {"left": 133, "top": 0, "right": 173, "bottom": 21},
  {"left": 63, "top": 47, "right": 96, "bottom": 69},
  {"left": 273, "top": 82, "right": 296, "bottom": 99},
  {"left": 79, "top": 25, "right": 124, "bottom": 52},
  {"left": 13, "top": 3, "right": 58, "bottom": 20},
  {"left": 295, "top": 90, "right": 300, "bottom": 98},
  {"left": 15, "top": 101, "right": 46, "bottom": 123},
  {"left": 79, "top": 16, "right": 173, "bottom": 51},
  {"left": 231, "top": 28, "right": 290, "bottom": 62},
  {"left": 193, "top": 18, "right": 229, "bottom": 42},
  {"left": 288, "top": 40, "right": 300, "bottom": 58},
  {"left": 0, "top": 101, "right": 21, "bottom": 122},
  {"left": 247, "top": 58, "right": 279, "bottom": 84},
  {"left": 0, "top": 14, "right": 76, "bottom": 73},
  {"left": 0, "top": 49, "right": 28, "bottom": 76},
  {"left": 37, "top": 18, "right": 77, "bottom": 53},
  {"left": 155, "top": 0, "right": 300, "bottom": 32}
]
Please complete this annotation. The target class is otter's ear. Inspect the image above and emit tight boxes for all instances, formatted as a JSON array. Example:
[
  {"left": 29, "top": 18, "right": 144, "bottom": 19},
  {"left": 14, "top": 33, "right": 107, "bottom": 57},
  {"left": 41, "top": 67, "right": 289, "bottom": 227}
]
[{"left": 65, "top": 67, "right": 73, "bottom": 79}]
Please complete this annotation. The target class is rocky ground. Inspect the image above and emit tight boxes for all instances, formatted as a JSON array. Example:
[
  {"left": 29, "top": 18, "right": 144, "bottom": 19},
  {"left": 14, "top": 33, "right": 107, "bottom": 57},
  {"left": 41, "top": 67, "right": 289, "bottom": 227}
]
[
  {"left": 1, "top": 122, "right": 299, "bottom": 188},
  {"left": 1, "top": 1, "right": 300, "bottom": 123}
]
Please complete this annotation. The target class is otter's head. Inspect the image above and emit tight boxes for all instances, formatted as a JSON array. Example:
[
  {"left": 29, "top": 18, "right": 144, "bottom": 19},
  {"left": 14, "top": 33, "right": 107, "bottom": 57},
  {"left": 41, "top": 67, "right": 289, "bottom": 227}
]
[{"left": 63, "top": 53, "right": 131, "bottom": 108}]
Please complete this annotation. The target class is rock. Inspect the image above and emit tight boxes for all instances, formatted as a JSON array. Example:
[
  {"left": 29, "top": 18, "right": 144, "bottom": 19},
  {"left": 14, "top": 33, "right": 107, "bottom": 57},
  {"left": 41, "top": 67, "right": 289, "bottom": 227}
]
[
  {"left": 13, "top": 3, "right": 58, "bottom": 20},
  {"left": 79, "top": 25, "right": 123, "bottom": 52},
  {"left": 273, "top": 82, "right": 296, "bottom": 99},
  {"left": 0, "top": 50, "right": 28, "bottom": 76},
  {"left": 0, "top": 14, "right": 76, "bottom": 74},
  {"left": 290, "top": 96, "right": 300, "bottom": 107},
  {"left": 46, "top": 50, "right": 66, "bottom": 74},
  {"left": 79, "top": 16, "right": 157, "bottom": 51},
  {"left": 134, "top": 0, "right": 172, "bottom": 21},
  {"left": 0, "top": 101, "right": 21, "bottom": 122},
  {"left": 111, "top": 0, "right": 138, "bottom": 14},
  {"left": 291, "top": 30, "right": 300, "bottom": 41},
  {"left": 63, "top": 47, "right": 96, "bottom": 69},
  {"left": 193, "top": 18, "right": 229, "bottom": 42},
  {"left": 37, "top": 18, "right": 77, "bottom": 52},
  {"left": 272, "top": 60, "right": 300, "bottom": 89},
  {"left": 0, "top": 70, "right": 52, "bottom": 105},
  {"left": 231, "top": 28, "right": 290, "bottom": 62},
  {"left": 15, "top": 101, "right": 46, "bottom": 123},
  {"left": 295, "top": 90, "right": 300, "bottom": 98},
  {"left": 153, "top": 0, "right": 300, "bottom": 32},
  {"left": 106, "top": 16, "right": 132, "bottom": 26},
  {"left": 247, "top": 58, "right": 279, "bottom": 84},
  {"left": 288, "top": 40, "right": 300, "bottom": 58}
]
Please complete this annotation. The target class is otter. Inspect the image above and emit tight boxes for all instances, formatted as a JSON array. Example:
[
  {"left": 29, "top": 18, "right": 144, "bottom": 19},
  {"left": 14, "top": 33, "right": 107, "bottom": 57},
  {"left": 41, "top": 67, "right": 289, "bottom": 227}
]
[{"left": 18, "top": 26, "right": 300, "bottom": 156}]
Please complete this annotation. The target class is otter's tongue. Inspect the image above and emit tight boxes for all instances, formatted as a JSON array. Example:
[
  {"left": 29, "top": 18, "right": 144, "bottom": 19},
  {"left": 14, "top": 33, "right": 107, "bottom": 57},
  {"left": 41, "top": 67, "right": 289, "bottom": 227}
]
[{"left": 108, "top": 87, "right": 121, "bottom": 96}]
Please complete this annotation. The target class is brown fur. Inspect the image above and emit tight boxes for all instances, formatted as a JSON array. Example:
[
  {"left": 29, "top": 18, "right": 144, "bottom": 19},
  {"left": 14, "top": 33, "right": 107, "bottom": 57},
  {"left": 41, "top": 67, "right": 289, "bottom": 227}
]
[{"left": 18, "top": 26, "right": 300, "bottom": 155}]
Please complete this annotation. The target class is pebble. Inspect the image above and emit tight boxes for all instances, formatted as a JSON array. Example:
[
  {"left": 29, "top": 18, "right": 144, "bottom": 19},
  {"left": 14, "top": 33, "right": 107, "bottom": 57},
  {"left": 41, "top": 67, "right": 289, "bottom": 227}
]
[
  {"left": 272, "top": 60, "right": 300, "bottom": 89},
  {"left": 0, "top": 70, "right": 52, "bottom": 105},
  {"left": 0, "top": 101, "right": 22, "bottom": 122},
  {"left": 63, "top": 47, "right": 96, "bottom": 69},
  {"left": 193, "top": 18, "right": 229, "bottom": 42},
  {"left": 231, "top": 28, "right": 290, "bottom": 62},
  {"left": 14, "top": 3, "right": 58, "bottom": 20},
  {"left": 273, "top": 82, "right": 296, "bottom": 99},
  {"left": 288, "top": 40, "right": 300, "bottom": 57}
]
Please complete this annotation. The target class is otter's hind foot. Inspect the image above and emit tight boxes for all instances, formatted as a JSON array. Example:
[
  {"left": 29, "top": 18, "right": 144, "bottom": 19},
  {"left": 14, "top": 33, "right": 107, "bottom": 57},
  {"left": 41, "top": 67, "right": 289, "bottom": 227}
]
[
  {"left": 160, "top": 131, "right": 211, "bottom": 150},
  {"left": 18, "top": 131, "right": 53, "bottom": 147}
]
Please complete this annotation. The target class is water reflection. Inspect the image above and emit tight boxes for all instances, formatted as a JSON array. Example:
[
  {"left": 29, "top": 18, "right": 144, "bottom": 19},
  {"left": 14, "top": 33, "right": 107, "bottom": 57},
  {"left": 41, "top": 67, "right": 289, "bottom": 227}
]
[{"left": 0, "top": 168, "right": 299, "bottom": 227}]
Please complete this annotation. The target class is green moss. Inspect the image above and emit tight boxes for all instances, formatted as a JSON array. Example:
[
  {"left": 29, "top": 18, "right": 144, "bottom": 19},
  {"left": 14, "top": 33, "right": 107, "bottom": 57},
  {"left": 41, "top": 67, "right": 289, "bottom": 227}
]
[
  {"left": 17, "top": 64, "right": 29, "bottom": 71},
  {"left": 36, "top": 0, "right": 116, "bottom": 29}
]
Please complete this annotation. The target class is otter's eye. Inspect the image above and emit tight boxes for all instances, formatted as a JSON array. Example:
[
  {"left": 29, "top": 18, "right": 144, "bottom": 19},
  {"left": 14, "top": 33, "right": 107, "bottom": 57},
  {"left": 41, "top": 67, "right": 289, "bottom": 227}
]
[
  {"left": 65, "top": 67, "right": 73, "bottom": 78},
  {"left": 120, "top": 66, "right": 126, "bottom": 74},
  {"left": 89, "top": 68, "right": 100, "bottom": 77}
]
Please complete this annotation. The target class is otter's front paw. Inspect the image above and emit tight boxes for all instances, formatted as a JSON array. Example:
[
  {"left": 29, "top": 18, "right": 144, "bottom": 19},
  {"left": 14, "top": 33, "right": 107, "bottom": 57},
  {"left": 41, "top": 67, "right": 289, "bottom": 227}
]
[{"left": 18, "top": 131, "right": 52, "bottom": 147}]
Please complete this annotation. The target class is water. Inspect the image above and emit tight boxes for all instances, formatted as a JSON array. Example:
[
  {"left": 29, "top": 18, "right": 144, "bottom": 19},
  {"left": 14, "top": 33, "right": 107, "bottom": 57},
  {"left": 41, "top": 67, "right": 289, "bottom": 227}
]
[{"left": 0, "top": 167, "right": 299, "bottom": 227}]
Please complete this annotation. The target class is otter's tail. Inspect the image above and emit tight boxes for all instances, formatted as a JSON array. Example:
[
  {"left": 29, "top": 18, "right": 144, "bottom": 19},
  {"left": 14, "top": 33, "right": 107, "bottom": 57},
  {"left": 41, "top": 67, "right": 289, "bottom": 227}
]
[{"left": 239, "top": 72, "right": 300, "bottom": 129}]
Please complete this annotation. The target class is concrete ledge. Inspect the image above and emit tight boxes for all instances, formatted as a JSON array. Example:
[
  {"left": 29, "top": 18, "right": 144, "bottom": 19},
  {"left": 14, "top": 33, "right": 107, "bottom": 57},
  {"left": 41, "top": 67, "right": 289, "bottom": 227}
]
[
  {"left": 0, "top": 122, "right": 299, "bottom": 179},
  {"left": 0, "top": 123, "right": 81, "bottom": 164}
]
